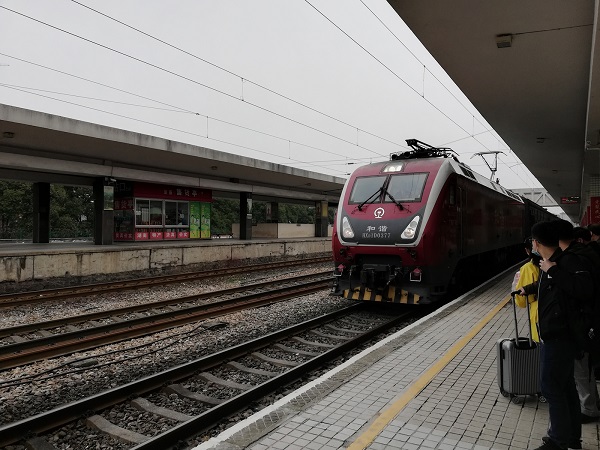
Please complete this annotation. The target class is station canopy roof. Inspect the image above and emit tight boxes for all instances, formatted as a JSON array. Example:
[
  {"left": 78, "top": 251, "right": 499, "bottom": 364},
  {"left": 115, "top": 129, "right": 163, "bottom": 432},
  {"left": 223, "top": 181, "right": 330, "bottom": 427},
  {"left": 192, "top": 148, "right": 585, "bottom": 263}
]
[{"left": 0, "top": 104, "right": 345, "bottom": 205}]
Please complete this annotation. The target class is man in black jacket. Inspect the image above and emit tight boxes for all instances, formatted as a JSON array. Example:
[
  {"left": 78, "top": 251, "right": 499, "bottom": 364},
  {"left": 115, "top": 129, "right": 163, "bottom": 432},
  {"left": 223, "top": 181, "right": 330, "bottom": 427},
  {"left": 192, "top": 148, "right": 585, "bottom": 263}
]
[
  {"left": 523, "top": 221, "right": 595, "bottom": 450},
  {"left": 554, "top": 221, "right": 600, "bottom": 424}
]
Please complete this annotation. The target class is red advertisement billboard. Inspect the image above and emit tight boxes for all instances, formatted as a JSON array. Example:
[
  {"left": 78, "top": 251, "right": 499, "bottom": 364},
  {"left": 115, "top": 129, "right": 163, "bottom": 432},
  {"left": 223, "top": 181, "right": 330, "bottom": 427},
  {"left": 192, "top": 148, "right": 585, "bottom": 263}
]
[{"left": 133, "top": 182, "right": 211, "bottom": 202}]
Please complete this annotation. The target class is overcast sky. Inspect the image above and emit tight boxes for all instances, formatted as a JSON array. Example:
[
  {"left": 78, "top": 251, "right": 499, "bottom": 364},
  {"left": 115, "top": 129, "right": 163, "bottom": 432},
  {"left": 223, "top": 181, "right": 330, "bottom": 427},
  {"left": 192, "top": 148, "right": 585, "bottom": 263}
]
[{"left": 1, "top": 0, "right": 564, "bottom": 213}]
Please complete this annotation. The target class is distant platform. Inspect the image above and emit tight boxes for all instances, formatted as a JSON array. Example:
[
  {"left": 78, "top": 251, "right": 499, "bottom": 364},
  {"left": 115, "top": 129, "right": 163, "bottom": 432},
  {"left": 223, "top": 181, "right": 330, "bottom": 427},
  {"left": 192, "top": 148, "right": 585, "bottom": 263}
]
[{"left": 0, "top": 237, "right": 331, "bottom": 284}]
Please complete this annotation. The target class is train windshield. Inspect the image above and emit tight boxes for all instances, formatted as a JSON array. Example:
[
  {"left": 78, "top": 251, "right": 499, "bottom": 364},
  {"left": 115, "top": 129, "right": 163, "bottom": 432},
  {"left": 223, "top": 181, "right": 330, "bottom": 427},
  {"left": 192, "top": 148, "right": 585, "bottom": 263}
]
[
  {"left": 384, "top": 173, "right": 428, "bottom": 202},
  {"left": 349, "top": 176, "right": 385, "bottom": 204}
]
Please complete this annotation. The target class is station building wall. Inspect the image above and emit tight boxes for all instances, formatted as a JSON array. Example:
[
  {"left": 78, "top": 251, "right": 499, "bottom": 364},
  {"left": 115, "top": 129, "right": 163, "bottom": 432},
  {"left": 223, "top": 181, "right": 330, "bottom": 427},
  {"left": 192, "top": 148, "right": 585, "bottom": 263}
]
[{"left": 231, "top": 223, "right": 333, "bottom": 238}]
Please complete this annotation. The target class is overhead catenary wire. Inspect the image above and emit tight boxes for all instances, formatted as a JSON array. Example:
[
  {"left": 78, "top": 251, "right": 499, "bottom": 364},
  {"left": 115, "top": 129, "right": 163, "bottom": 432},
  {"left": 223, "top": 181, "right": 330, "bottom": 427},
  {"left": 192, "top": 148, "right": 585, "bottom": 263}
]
[
  {"left": 0, "top": 5, "right": 389, "bottom": 159},
  {"left": 0, "top": 80, "right": 354, "bottom": 162},
  {"left": 3, "top": 2, "right": 502, "bottom": 160},
  {"left": 5, "top": 1, "right": 499, "bottom": 159},
  {"left": 498, "top": 160, "right": 537, "bottom": 189},
  {"left": 68, "top": 0, "right": 405, "bottom": 151},
  {"left": 0, "top": 4, "right": 541, "bottom": 187},
  {"left": 357, "top": 0, "right": 503, "bottom": 147},
  {"left": 0, "top": 73, "right": 535, "bottom": 186},
  {"left": 0, "top": 52, "right": 201, "bottom": 114},
  {"left": 304, "top": 0, "right": 500, "bottom": 156},
  {"left": 293, "top": 137, "right": 537, "bottom": 190},
  {"left": 349, "top": 1, "right": 546, "bottom": 190},
  {"left": 438, "top": 132, "right": 497, "bottom": 148},
  {"left": 0, "top": 54, "right": 356, "bottom": 164},
  {"left": 0, "top": 78, "right": 533, "bottom": 185},
  {"left": 304, "top": 2, "right": 480, "bottom": 142},
  {"left": 0, "top": 84, "right": 350, "bottom": 176},
  {"left": 0, "top": 83, "right": 187, "bottom": 113}
]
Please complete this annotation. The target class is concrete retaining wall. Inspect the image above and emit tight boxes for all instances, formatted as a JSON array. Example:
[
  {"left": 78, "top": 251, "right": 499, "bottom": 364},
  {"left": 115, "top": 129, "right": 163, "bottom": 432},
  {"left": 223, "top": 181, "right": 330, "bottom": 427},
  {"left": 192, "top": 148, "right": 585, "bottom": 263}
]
[{"left": 0, "top": 238, "right": 332, "bottom": 284}]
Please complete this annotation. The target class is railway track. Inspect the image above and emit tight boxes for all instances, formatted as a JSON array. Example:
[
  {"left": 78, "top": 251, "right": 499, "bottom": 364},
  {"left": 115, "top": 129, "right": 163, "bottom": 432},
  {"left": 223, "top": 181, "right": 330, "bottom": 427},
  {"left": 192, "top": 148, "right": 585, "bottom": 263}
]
[
  {"left": 0, "top": 272, "right": 332, "bottom": 369},
  {"left": 0, "top": 304, "right": 417, "bottom": 449},
  {"left": 0, "top": 256, "right": 331, "bottom": 307}
]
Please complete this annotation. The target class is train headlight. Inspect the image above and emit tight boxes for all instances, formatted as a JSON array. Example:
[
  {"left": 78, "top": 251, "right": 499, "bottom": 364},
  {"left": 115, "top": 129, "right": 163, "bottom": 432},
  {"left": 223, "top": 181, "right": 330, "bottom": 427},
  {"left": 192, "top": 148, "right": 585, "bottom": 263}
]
[
  {"left": 401, "top": 216, "right": 420, "bottom": 239},
  {"left": 383, "top": 163, "right": 404, "bottom": 173},
  {"left": 342, "top": 216, "right": 355, "bottom": 239}
]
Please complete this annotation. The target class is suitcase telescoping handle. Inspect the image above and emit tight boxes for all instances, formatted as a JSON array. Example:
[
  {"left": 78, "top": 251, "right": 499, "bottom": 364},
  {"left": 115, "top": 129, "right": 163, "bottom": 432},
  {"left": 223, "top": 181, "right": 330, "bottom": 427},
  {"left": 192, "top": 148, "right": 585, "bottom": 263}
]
[{"left": 510, "top": 290, "right": 534, "bottom": 348}]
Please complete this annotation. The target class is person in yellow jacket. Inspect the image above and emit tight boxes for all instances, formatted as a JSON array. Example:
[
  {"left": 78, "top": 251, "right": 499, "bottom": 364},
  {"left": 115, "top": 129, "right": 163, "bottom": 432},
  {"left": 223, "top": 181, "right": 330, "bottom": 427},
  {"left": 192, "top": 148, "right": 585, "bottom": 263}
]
[{"left": 514, "top": 237, "right": 541, "bottom": 342}]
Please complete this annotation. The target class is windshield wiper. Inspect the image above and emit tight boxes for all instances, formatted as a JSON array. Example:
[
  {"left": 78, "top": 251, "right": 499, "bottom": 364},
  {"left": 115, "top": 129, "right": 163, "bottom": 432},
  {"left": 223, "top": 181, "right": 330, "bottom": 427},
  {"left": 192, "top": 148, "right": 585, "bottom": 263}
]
[
  {"left": 357, "top": 187, "right": 382, "bottom": 211},
  {"left": 383, "top": 188, "right": 405, "bottom": 211}
]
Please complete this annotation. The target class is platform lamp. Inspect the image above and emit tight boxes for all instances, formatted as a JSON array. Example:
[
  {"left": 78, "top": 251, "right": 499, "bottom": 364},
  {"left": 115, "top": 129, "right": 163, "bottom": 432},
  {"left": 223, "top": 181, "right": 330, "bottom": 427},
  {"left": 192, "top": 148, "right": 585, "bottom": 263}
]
[{"left": 496, "top": 34, "right": 513, "bottom": 48}]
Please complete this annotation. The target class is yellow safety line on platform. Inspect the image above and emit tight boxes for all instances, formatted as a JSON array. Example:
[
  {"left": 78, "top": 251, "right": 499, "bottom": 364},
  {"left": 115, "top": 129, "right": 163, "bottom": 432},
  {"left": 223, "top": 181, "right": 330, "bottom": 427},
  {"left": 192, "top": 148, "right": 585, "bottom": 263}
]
[{"left": 347, "top": 294, "right": 512, "bottom": 450}]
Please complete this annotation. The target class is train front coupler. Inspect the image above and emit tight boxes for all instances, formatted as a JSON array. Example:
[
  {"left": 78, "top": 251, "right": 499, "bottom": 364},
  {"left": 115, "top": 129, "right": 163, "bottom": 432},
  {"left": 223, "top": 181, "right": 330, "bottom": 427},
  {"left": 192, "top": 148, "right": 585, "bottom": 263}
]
[{"left": 360, "top": 264, "right": 399, "bottom": 291}]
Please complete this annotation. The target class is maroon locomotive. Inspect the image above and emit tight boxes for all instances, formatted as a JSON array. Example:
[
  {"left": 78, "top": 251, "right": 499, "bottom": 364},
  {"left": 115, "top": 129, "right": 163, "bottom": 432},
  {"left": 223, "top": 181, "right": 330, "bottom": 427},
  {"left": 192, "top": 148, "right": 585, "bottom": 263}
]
[{"left": 332, "top": 139, "right": 553, "bottom": 304}]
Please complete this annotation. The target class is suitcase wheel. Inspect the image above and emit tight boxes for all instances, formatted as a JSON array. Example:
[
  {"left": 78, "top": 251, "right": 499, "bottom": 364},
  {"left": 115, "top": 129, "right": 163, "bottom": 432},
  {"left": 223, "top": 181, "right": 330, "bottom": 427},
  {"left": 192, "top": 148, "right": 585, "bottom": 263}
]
[
  {"left": 538, "top": 394, "right": 547, "bottom": 403},
  {"left": 500, "top": 388, "right": 509, "bottom": 398},
  {"left": 511, "top": 396, "right": 524, "bottom": 404}
]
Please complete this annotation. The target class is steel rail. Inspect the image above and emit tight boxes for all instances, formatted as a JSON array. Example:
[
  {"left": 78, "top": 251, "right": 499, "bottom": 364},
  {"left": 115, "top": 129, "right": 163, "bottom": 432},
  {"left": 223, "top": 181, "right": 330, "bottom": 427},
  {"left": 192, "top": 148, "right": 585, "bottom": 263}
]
[
  {"left": 0, "top": 271, "right": 331, "bottom": 338},
  {"left": 0, "top": 304, "right": 372, "bottom": 447},
  {"left": 0, "top": 256, "right": 331, "bottom": 307},
  {"left": 0, "top": 277, "right": 332, "bottom": 369},
  {"left": 132, "top": 309, "right": 414, "bottom": 450}
]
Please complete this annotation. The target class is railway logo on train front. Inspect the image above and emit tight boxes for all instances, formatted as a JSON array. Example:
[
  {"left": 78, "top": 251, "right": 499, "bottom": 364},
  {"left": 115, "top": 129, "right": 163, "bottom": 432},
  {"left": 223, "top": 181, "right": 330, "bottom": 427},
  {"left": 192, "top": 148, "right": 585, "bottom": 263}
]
[{"left": 374, "top": 207, "right": 385, "bottom": 218}]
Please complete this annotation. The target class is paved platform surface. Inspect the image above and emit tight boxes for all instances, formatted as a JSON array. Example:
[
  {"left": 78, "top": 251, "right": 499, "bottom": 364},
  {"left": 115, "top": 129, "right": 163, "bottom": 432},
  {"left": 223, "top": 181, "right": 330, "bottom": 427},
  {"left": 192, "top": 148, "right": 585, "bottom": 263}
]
[{"left": 194, "top": 269, "right": 600, "bottom": 450}]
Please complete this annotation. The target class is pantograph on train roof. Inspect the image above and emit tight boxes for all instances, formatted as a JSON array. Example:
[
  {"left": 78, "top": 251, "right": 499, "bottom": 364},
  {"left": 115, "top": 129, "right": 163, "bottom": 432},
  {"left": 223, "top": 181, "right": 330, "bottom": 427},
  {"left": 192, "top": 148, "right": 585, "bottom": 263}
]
[{"left": 390, "top": 139, "right": 459, "bottom": 161}]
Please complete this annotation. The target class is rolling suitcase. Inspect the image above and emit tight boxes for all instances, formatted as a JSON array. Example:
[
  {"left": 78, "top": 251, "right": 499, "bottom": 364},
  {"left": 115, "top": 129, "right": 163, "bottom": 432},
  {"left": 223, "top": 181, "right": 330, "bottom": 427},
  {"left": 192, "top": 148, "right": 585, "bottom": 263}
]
[{"left": 496, "top": 291, "right": 541, "bottom": 402}]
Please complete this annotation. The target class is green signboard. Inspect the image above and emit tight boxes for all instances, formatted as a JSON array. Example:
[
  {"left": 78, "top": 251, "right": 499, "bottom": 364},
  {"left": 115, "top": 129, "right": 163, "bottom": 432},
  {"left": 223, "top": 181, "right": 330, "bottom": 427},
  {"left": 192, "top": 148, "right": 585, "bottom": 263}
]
[
  {"left": 190, "top": 202, "right": 201, "bottom": 239},
  {"left": 190, "top": 202, "right": 211, "bottom": 239},
  {"left": 201, "top": 202, "right": 211, "bottom": 239}
]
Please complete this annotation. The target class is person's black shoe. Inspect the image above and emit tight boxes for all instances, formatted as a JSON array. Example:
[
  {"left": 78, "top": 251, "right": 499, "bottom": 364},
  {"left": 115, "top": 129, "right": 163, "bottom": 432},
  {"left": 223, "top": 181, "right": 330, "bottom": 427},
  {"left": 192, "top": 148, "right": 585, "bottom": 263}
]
[
  {"left": 581, "top": 413, "right": 599, "bottom": 423},
  {"left": 536, "top": 436, "right": 566, "bottom": 449},
  {"left": 543, "top": 436, "right": 583, "bottom": 450}
]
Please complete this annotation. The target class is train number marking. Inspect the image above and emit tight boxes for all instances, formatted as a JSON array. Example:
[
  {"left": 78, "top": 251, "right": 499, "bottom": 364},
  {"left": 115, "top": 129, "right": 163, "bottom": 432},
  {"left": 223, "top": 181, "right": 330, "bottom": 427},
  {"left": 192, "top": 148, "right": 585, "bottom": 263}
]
[
  {"left": 362, "top": 232, "right": 391, "bottom": 239},
  {"left": 363, "top": 225, "right": 390, "bottom": 238}
]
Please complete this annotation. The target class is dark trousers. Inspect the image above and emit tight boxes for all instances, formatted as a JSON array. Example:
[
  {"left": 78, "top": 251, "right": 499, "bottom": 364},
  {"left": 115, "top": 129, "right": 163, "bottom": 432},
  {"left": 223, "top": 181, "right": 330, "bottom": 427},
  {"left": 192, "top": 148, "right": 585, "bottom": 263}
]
[{"left": 540, "top": 339, "right": 581, "bottom": 447}]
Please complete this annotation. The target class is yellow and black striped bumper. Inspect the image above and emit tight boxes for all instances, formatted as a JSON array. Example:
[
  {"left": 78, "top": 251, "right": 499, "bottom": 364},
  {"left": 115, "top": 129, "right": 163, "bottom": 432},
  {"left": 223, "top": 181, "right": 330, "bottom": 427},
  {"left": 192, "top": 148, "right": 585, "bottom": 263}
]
[{"left": 342, "top": 286, "right": 421, "bottom": 304}]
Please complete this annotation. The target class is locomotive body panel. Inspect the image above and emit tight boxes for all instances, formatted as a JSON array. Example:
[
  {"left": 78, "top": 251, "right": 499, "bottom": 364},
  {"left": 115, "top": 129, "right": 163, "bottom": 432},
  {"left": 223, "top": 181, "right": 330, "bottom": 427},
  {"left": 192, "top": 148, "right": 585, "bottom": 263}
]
[{"left": 331, "top": 143, "right": 542, "bottom": 304}]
